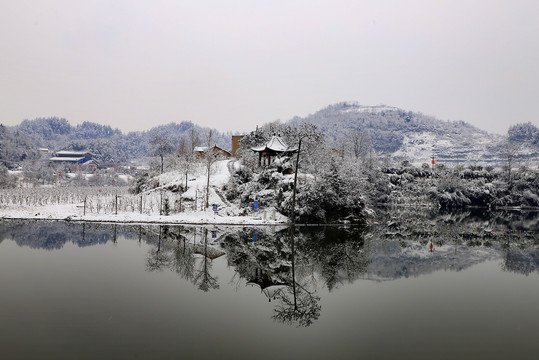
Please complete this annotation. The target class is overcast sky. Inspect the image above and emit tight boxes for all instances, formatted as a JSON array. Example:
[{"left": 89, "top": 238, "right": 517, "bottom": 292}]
[{"left": 1, "top": 0, "right": 538, "bottom": 134}]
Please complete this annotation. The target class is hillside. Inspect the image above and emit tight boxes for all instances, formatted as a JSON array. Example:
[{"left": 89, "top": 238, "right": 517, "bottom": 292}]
[
  {"left": 3, "top": 103, "right": 539, "bottom": 169},
  {"left": 288, "top": 102, "right": 538, "bottom": 166},
  {"left": 0, "top": 124, "right": 40, "bottom": 168},
  {"left": 11, "top": 118, "right": 230, "bottom": 164}
]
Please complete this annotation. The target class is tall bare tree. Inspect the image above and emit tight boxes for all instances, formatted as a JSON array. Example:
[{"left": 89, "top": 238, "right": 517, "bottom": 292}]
[
  {"left": 350, "top": 130, "right": 375, "bottom": 169},
  {"left": 176, "top": 135, "right": 198, "bottom": 191},
  {"left": 203, "top": 129, "right": 218, "bottom": 209},
  {"left": 151, "top": 135, "right": 175, "bottom": 174},
  {"left": 290, "top": 123, "right": 322, "bottom": 223},
  {"left": 503, "top": 141, "right": 520, "bottom": 190}
]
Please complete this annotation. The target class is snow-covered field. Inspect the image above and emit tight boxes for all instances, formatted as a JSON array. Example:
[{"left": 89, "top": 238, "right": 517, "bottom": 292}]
[{"left": 0, "top": 160, "right": 289, "bottom": 225}]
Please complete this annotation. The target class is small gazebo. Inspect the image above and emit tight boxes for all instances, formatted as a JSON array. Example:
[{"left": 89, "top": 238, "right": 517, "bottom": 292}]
[{"left": 250, "top": 134, "right": 298, "bottom": 167}]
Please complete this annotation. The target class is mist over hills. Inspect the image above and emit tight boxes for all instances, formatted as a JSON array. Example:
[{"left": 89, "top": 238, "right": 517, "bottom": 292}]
[{"left": 2, "top": 102, "right": 538, "bottom": 168}]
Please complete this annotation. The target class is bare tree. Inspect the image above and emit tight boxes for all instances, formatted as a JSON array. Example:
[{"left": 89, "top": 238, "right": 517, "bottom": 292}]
[
  {"left": 503, "top": 141, "right": 520, "bottom": 190},
  {"left": 290, "top": 123, "right": 322, "bottom": 223},
  {"left": 202, "top": 130, "right": 218, "bottom": 209},
  {"left": 350, "top": 130, "right": 375, "bottom": 169},
  {"left": 189, "top": 127, "right": 200, "bottom": 151},
  {"left": 151, "top": 135, "right": 175, "bottom": 174},
  {"left": 176, "top": 135, "right": 197, "bottom": 192}
]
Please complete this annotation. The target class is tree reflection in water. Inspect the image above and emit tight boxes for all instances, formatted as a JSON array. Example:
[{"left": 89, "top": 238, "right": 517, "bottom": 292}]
[
  {"left": 146, "top": 226, "right": 172, "bottom": 271},
  {"left": 145, "top": 226, "right": 224, "bottom": 292},
  {"left": 220, "top": 226, "right": 371, "bottom": 327},
  {"left": 144, "top": 223, "right": 372, "bottom": 326},
  {"left": 171, "top": 228, "right": 196, "bottom": 284},
  {"left": 271, "top": 226, "right": 321, "bottom": 327},
  {"left": 192, "top": 229, "right": 220, "bottom": 292},
  {"left": 2, "top": 211, "right": 538, "bottom": 327}
]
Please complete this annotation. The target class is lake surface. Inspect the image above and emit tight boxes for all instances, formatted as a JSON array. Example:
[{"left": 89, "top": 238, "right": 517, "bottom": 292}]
[{"left": 1, "top": 210, "right": 538, "bottom": 359}]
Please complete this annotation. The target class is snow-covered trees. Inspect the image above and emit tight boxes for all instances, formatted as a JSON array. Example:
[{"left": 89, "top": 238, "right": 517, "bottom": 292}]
[
  {"left": 12, "top": 118, "right": 230, "bottom": 165},
  {"left": 508, "top": 122, "right": 539, "bottom": 145},
  {"left": 0, "top": 125, "right": 40, "bottom": 169},
  {"left": 282, "top": 159, "right": 368, "bottom": 223},
  {"left": 0, "top": 165, "right": 15, "bottom": 188},
  {"left": 376, "top": 161, "right": 539, "bottom": 210},
  {"left": 225, "top": 144, "right": 369, "bottom": 224},
  {"left": 151, "top": 134, "right": 175, "bottom": 174}
]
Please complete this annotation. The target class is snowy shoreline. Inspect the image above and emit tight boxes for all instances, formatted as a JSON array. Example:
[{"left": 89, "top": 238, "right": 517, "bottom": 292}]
[
  {"left": 0, "top": 204, "right": 364, "bottom": 227},
  {"left": 0, "top": 203, "right": 291, "bottom": 226}
]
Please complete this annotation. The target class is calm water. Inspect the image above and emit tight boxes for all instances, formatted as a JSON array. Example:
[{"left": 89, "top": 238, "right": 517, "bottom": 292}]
[{"left": 1, "top": 210, "right": 538, "bottom": 360}]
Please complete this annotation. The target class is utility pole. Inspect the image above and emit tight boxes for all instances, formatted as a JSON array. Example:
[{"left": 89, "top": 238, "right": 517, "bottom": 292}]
[{"left": 290, "top": 138, "right": 302, "bottom": 224}]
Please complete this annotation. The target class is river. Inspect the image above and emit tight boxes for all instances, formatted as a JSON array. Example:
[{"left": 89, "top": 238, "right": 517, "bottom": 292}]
[{"left": 1, "top": 209, "right": 538, "bottom": 359}]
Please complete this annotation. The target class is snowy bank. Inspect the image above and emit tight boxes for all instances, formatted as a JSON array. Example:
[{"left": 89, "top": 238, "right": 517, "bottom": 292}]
[
  {"left": 0, "top": 160, "right": 291, "bottom": 225},
  {"left": 0, "top": 203, "right": 289, "bottom": 226}
]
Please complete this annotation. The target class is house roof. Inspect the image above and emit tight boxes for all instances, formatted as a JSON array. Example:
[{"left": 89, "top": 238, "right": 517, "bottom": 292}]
[
  {"left": 55, "top": 151, "right": 93, "bottom": 156},
  {"left": 49, "top": 157, "right": 86, "bottom": 162},
  {"left": 195, "top": 145, "right": 232, "bottom": 155},
  {"left": 251, "top": 135, "right": 298, "bottom": 153}
]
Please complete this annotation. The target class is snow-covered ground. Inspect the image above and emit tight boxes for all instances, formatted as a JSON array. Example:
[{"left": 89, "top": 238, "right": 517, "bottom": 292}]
[{"left": 0, "top": 160, "right": 289, "bottom": 225}]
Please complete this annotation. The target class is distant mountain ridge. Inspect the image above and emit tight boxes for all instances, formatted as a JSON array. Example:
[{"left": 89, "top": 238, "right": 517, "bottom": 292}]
[
  {"left": 289, "top": 102, "right": 539, "bottom": 165},
  {"left": 2, "top": 102, "right": 538, "bottom": 168},
  {"left": 9, "top": 118, "right": 230, "bottom": 164}
]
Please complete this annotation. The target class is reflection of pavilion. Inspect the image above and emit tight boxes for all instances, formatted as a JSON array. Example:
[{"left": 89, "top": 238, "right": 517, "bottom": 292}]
[
  {"left": 251, "top": 134, "right": 298, "bottom": 167},
  {"left": 192, "top": 243, "right": 225, "bottom": 260},
  {"left": 246, "top": 269, "right": 289, "bottom": 302}
]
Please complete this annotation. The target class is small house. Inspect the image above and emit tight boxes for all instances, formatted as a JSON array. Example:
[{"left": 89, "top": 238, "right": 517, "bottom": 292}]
[
  {"left": 195, "top": 145, "right": 232, "bottom": 159},
  {"left": 49, "top": 151, "right": 95, "bottom": 171}
]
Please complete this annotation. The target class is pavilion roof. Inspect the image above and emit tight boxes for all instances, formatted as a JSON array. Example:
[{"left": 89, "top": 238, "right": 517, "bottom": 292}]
[{"left": 251, "top": 135, "right": 298, "bottom": 153}]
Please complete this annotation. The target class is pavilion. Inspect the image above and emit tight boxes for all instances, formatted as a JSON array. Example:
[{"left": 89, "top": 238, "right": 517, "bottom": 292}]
[{"left": 250, "top": 134, "right": 298, "bottom": 167}]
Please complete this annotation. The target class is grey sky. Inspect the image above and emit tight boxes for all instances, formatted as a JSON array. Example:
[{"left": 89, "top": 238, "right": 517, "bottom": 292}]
[{"left": 1, "top": 0, "right": 538, "bottom": 134}]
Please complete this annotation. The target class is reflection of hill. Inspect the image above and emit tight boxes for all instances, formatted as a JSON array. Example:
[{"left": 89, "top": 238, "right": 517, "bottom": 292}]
[
  {"left": 0, "top": 220, "right": 130, "bottom": 250},
  {"left": 367, "top": 208, "right": 539, "bottom": 278},
  {"left": 1, "top": 217, "right": 537, "bottom": 279},
  {"left": 364, "top": 241, "right": 501, "bottom": 281}
]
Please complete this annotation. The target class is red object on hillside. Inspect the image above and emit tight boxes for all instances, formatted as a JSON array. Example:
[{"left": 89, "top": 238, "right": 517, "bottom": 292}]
[{"left": 431, "top": 159, "right": 435, "bottom": 165}]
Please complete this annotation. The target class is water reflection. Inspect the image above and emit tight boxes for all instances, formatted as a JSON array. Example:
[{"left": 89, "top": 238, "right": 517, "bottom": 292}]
[
  {"left": 1, "top": 209, "right": 538, "bottom": 327},
  {"left": 221, "top": 227, "right": 325, "bottom": 326},
  {"left": 0, "top": 220, "right": 126, "bottom": 249},
  {"left": 144, "top": 226, "right": 224, "bottom": 291}
]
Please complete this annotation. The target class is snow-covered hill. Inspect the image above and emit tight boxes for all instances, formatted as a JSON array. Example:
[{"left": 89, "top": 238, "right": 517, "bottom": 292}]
[
  {"left": 289, "top": 102, "right": 537, "bottom": 166},
  {"left": 4, "top": 102, "right": 539, "bottom": 169}
]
